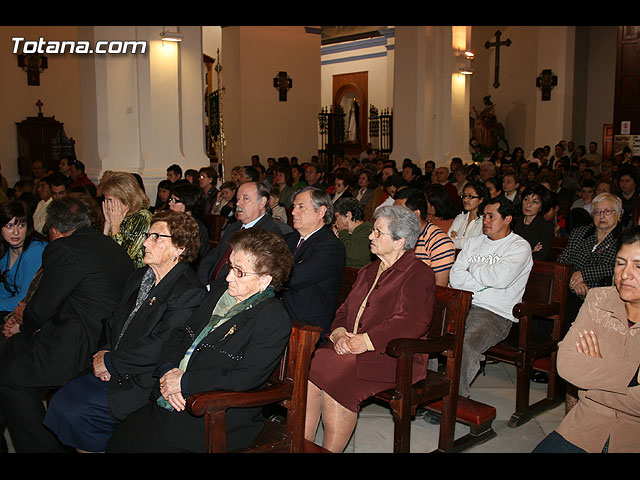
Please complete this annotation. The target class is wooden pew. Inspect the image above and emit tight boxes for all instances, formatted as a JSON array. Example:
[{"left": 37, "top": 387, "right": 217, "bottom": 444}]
[
  {"left": 336, "top": 267, "right": 495, "bottom": 452},
  {"left": 485, "top": 259, "right": 572, "bottom": 427},
  {"left": 186, "top": 322, "right": 322, "bottom": 453},
  {"left": 202, "top": 214, "right": 227, "bottom": 248},
  {"left": 337, "top": 267, "right": 360, "bottom": 307},
  {"left": 547, "top": 236, "right": 568, "bottom": 262},
  {"left": 373, "top": 285, "right": 495, "bottom": 453}
]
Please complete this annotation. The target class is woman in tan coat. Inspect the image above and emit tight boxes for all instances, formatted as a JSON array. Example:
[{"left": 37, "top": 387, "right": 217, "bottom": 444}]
[{"left": 533, "top": 226, "right": 640, "bottom": 453}]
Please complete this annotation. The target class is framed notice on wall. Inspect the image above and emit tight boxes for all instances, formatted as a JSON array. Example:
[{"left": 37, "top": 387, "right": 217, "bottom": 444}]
[{"left": 614, "top": 135, "right": 640, "bottom": 156}]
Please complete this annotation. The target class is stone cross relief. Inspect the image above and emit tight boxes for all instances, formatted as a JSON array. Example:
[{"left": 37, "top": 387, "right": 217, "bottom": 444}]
[{"left": 273, "top": 71, "right": 293, "bottom": 101}]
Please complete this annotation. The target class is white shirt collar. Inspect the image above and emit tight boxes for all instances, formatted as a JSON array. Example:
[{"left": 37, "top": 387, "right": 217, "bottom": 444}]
[{"left": 241, "top": 213, "right": 265, "bottom": 229}]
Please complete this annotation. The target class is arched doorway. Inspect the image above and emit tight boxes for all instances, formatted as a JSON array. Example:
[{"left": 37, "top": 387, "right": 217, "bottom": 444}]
[{"left": 333, "top": 72, "right": 368, "bottom": 156}]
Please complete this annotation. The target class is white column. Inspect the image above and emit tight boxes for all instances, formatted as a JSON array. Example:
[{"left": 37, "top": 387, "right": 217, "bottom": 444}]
[
  {"left": 77, "top": 26, "right": 208, "bottom": 196},
  {"left": 391, "top": 26, "right": 472, "bottom": 168}
]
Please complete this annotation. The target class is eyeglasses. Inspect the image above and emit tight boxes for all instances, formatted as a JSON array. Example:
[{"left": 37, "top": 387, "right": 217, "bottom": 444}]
[
  {"left": 592, "top": 208, "right": 616, "bottom": 217},
  {"left": 460, "top": 194, "right": 481, "bottom": 200},
  {"left": 225, "top": 260, "right": 264, "bottom": 278},
  {"left": 168, "top": 197, "right": 183, "bottom": 204},
  {"left": 143, "top": 232, "right": 173, "bottom": 242},
  {"left": 370, "top": 227, "right": 392, "bottom": 238}
]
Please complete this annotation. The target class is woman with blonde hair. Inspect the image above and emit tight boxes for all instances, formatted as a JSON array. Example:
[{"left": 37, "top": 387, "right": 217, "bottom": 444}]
[{"left": 100, "top": 172, "right": 152, "bottom": 268}]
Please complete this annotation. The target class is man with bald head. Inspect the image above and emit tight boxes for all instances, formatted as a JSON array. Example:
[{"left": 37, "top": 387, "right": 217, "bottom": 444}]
[{"left": 435, "top": 165, "right": 461, "bottom": 207}]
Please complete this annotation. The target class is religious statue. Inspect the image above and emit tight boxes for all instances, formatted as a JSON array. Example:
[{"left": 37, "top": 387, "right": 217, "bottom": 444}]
[
  {"left": 470, "top": 95, "right": 508, "bottom": 153},
  {"left": 346, "top": 97, "right": 359, "bottom": 143}
]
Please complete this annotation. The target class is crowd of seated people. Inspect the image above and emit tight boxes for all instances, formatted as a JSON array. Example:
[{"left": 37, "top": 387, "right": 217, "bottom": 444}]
[{"left": 0, "top": 139, "right": 638, "bottom": 454}]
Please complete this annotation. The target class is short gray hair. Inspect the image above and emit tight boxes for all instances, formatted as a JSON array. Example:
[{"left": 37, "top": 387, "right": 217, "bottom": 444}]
[
  {"left": 46, "top": 196, "right": 92, "bottom": 233},
  {"left": 372, "top": 205, "right": 420, "bottom": 250},
  {"left": 294, "top": 186, "right": 334, "bottom": 225},
  {"left": 592, "top": 192, "right": 622, "bottom": 215}
]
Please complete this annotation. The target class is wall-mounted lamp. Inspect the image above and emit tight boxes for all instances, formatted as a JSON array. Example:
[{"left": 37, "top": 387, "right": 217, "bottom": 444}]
[
  {"left": 160, "top": 30, "right": 183, "bottom": 43},
  {"left": 458, "top": 50, "right": 474, "bottom": 75}
]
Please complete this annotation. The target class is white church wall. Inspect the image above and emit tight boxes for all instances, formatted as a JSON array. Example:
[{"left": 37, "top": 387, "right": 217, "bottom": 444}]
[
  {"left": 320, "top": 32, "right": 394, "bottom": 118},
  {"left": 77, "top": 26, "right": 208, "bottom": 198},
  {"left": 391, "top": 26, "right": 472, "bottom": 167}
]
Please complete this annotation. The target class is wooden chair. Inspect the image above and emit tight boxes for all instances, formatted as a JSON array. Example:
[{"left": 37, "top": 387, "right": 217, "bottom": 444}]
[
  {"left": 373, "top": 285, "right": 483, "bottom": 453},
  {"left": 337, "top": 267, "right": 360, "bottom": 307},
  {"left": 202, "top": 214, "right": 227, "bottom": 246},
  {"left": 547, "top": 236, "right": 568, "bottom": 262},
  {"left": 186, "top": 322, "right": 322, "bottom": 453},
  {"left": 485, "top": 259, "right": 572, "bottom": 427}
]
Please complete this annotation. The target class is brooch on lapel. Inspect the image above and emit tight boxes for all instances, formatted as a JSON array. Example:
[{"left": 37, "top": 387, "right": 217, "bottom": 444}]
[
  {"left": 221, "top": 324, "right": 236, "bottom": 341},
  {"left": 149, "top": 296, "right": 157, "bottom": 306}
]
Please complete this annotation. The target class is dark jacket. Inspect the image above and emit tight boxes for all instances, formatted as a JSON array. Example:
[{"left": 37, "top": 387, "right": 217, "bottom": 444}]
[
  {"left": 101, "top": 263, "right": 206, "bottom": 421},
  {"left": 281, "top": 226, "right": 345, "bottom": 337},
  {"left": 196, "top": 214, "right": 284, "bottom": 287},
  {"left": 150, "top": 283, "right": 292, "bottom": 452},
  {"left": 8, "top": 227, "right": 134, "bottom": 387},
  {"left": 511, "top": 214, "right": 555, "bottom": 261}
]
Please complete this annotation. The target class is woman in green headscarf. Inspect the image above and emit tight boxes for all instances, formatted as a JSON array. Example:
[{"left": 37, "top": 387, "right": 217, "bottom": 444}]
[{"left": 106, "top": 227, "right": 294, "bottom": 453}]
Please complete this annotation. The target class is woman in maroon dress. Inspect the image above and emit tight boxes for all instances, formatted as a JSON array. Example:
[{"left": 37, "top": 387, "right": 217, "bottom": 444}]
[{"left": 304, "top": 205, "right": 436, "bottom": 452}]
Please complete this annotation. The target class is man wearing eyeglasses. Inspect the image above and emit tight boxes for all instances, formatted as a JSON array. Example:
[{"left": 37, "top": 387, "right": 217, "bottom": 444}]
[
  {"left": 196, "top": 181, "right": 287, "bottom": 289},
  {"left": 449, "top": 195, "right": 533, "bottom": 398},
  {"left": 281, "top": 187, "right": 345, "bottom": 339}
]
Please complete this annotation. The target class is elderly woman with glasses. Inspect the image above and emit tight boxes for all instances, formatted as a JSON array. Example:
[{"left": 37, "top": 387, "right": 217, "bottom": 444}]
[
  {"left": 42, "top": 210, "right": 206, "bottom": 453},
  {"left": 0, "top": 201, "right": 46, "bottom": 317},
  {"left": 558, "top": 192, "right": 624, "bottom": 333},
  {"left": 305, "top": 205, "right": 436, "bottom": 453},
  {"left": 106, "top": 227, "right": 293, "bottom": 453}
]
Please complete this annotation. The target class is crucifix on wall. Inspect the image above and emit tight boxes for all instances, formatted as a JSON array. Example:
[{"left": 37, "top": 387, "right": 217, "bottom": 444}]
[
  {"left": 273, "top": 71, "right": 292, "bottom": 101},
  {"left": 485, "top": 30, "right": 511, "bottom": 89},
  {"left": 536, "top": 69, "right": 558, "bottom": 101},
  {"left": 18, "top": 53, "right": 48, "bottom": 86}
]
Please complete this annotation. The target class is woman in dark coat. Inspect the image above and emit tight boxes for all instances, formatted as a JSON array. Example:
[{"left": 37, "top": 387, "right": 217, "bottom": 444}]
[
  {"left": 169, "top": 182, "right": 211, "bottom": 268},
  {"left": 43, "top": 211, "right": 206, "bottom": 452},
  {"left": 304, "top": 205, "right": 436, "bottom": 453},
  {"left": 106, "top": 227, "right": 294, "bottom": 453},
  {"left": 511, "top": 183, "right": 555, "bottom": 261}
]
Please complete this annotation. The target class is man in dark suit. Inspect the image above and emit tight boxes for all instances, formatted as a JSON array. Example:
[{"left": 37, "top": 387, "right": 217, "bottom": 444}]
[
  {"left": 281, "top": 187, "right": 345, "bottom": 338},
  {"left": 0, "top": 196, "right": 134, "bottom": 452},
  {"left": 305, "top": 163, "right": 328, "bottom": 191},
  {"left": 197, "top": 181, "right": 289, "bottom": 289}
]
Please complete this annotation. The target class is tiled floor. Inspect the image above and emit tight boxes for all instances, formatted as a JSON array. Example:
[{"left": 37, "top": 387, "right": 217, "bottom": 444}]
[
  {"left": 310, "top": 361, "right": 566, "bottom": 453},
  {"left": 3, "top": 361, "right": 566, "bottom": 453}
]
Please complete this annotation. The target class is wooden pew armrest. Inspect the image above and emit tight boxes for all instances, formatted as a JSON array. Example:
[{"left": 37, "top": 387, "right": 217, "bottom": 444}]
[
  {"left": 512, "top": 301, "right": 560, "bottom": 319},
  {"left": 386, "top": 333, "right": 455, "bottom": 359},
  {"left": 187, "top": 380, "right": 293, "bottom": 417}
]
